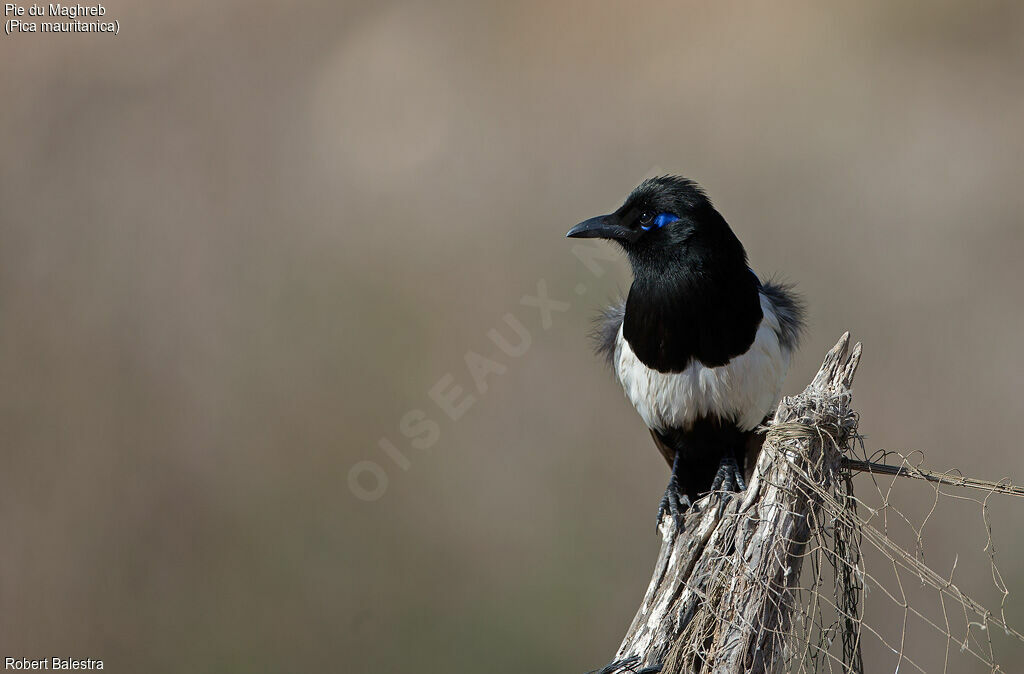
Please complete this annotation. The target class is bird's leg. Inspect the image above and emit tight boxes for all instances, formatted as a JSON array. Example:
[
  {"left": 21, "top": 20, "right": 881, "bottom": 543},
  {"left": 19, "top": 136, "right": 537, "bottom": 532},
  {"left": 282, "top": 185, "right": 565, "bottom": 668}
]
[
  {"left": 709, "top": 450, "right": 747, "bottom": 494},
  {"left": 656, "top": 451, "right": 691, "bottom": 531}
]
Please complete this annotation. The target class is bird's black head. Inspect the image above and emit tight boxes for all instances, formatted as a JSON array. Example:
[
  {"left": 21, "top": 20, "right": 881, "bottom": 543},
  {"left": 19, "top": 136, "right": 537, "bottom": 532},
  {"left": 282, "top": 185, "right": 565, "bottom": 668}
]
[{"left": 566, "top": 176, "right": 747, "bottom": 275}]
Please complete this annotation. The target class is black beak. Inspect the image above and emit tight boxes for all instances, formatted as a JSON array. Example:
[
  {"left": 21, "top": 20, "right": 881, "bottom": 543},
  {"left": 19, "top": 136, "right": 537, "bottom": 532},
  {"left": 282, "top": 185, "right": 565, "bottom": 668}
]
[{"left": 565, "top": 214, "right": 631, "bottom": 241}]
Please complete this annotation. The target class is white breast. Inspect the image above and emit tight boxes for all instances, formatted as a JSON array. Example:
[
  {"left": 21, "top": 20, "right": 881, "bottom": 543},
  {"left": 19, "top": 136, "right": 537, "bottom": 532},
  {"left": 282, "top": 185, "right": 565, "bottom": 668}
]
[{"left": 614, "top": 293, "right": 791, "bottom": 432}]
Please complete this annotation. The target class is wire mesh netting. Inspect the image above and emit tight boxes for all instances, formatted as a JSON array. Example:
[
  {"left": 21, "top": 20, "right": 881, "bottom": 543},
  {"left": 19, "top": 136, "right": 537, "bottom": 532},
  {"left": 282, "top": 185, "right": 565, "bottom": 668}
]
[
  {"left": 689, "top": 414, "right": 1024, "bottom": 673},
  {"left": 606, "top": 337, "right": 1024, "bottom": 674},
  {"left": 781, "top": 441, "right": 1024, "bottom": 674}
]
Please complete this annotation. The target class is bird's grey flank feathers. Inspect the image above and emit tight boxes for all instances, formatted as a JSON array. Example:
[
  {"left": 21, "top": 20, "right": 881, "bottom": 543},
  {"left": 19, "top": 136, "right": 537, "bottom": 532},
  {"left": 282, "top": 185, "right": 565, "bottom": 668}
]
[
  {"left": 759, "top": 280, "right": 805, "bottom": 353},
  {"left": 591, "top": 300, "right": 625, "bottom": 367}
]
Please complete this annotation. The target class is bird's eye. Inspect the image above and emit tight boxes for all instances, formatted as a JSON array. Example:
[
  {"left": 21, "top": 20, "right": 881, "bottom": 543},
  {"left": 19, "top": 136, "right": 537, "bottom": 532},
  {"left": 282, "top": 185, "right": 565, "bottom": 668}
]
[{"left": 639, "top": 211, "right": 679, "bottom": 231}]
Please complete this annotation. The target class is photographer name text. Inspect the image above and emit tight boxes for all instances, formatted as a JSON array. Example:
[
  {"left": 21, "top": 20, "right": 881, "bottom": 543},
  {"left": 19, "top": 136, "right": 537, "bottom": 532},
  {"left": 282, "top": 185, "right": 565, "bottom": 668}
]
[{"left": 5, "top": 658, "right": 103, "bottom": 670}]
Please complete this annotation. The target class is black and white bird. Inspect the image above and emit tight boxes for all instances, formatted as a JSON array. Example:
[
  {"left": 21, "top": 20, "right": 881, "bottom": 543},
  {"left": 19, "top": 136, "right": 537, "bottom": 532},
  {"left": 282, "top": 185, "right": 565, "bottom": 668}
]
[{"left": 567, "top": 176, "right": 804, "bottom": 527}]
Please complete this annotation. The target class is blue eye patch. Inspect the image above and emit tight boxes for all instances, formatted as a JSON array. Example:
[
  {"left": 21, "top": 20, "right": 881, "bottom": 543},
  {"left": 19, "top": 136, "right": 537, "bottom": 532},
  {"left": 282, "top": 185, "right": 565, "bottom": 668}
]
[
  {"left": 653, "top": 213, "right": 679, "bottom": 227},
  {"left": 641, "top": 213, "right": 680, "bottom": 230}
]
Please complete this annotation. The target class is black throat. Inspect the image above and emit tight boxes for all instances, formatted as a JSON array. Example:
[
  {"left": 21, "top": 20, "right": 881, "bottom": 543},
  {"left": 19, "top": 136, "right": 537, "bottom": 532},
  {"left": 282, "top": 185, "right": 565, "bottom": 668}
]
[{"left": 622, "top": 233, "right": 763, "bottom": 373}]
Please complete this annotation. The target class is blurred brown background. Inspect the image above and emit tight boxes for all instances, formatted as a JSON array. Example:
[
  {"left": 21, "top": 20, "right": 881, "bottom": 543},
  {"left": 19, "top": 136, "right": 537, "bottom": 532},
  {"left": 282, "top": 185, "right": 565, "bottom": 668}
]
[{"left": 2, "top": 1, "right": 1023, "bottom": 672}]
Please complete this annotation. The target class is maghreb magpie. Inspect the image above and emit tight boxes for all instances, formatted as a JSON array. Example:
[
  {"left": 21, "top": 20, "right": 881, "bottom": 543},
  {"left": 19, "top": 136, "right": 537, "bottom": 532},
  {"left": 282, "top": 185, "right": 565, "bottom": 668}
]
[{"left": 567, "top": 176, "right": 804, "bottom": 528}]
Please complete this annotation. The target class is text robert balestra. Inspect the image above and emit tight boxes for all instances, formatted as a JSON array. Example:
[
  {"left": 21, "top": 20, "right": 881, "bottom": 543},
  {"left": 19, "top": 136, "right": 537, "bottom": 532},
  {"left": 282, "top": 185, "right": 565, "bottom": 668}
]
[{"left": 5, "top": 658, "right": 103, "bottom": 670}]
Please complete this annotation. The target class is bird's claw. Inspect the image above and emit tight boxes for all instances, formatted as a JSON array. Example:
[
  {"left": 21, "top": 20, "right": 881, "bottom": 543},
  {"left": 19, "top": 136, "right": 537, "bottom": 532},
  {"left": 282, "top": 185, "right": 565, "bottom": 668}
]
[
  {"left": 656, "top": 475, "right": 691, "bottom": 532},
  {"left": 709, "top": 454, "right": 746, "bottom": 494}
]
